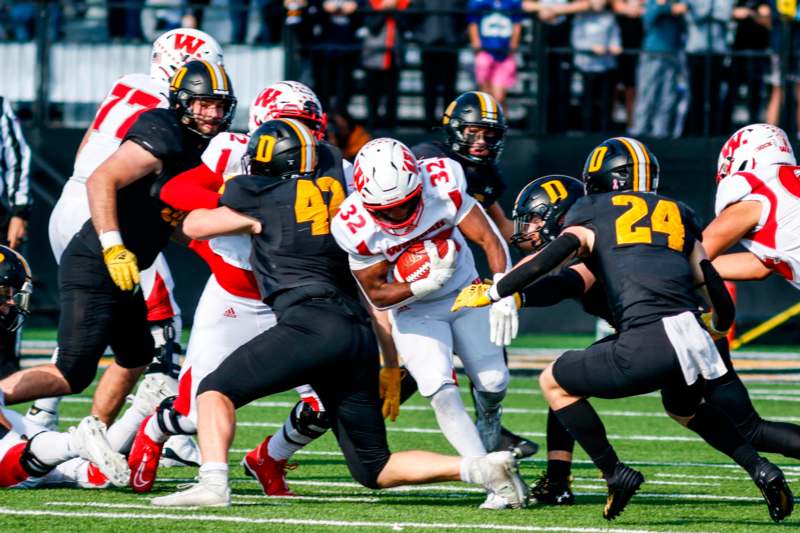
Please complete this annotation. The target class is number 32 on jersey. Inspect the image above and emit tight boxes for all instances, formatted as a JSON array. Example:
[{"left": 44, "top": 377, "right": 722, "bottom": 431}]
[{"left": 612, "top": 194, "right": 685, "bottom": 252}]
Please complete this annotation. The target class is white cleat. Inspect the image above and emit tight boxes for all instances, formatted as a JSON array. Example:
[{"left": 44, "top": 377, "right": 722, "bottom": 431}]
[
  {"left": 479, "top": 491, "right": 512, "bottom": 510},
  {"left": 160, "top": 435, "right": 200, "bottom": 467},
  {"left": 151, "top": 473, "right": 231, "bottom": 507},
  {"left": 71, "top": 416, "right": 130, "bottom": 488},
  {"left": 471, "top": 451, "right": 529, "bottom": 509},
  {"left": 132, "top": 374, "right": 178, "bottom": 416}
]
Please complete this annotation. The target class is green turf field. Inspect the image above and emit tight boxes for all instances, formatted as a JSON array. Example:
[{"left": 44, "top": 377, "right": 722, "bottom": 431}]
[{"left": 2, "top": 373, "right": 799, "bottom": 532}]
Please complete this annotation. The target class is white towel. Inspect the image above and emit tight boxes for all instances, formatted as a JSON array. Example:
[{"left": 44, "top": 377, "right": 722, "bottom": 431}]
[{"left": 662, "top": 311, "right": 728, "bottom": 386}]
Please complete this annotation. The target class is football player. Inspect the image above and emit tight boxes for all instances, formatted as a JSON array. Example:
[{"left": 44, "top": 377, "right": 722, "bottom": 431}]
[
  {"left": 127, "top": 81, "right": 339, "bottom": 494},
  {"left": 453, "top": 138, "right": 794, "bottom": 522},
  {"left": 151, "top": 120, "right": 528, "bottom": 508},
  {"left": 29, "top": 28, "right": 224, "bottom": 454},
  {"left": 412, "top": 90, "right": 537, "bottom": 458},
  {"left": 330, "top": 138, "right": 519, "bottom": 508},
  {"left": 0, "top": 61, "right": 235, "bottom": 434}
]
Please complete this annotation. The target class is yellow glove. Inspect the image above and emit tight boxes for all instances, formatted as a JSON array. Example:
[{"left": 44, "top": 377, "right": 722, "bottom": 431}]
[
  {"left": 701, "top": 311, "right": 729, "bottom": 341},
  {"left": 451, "top": 283, "right": 493, "bottom": 312},
  {"left": 379, "top": 367, "right": 405, "bottom": 421},
  {"left": 103, "top": 244, "right": 140, "bottom": 292}
]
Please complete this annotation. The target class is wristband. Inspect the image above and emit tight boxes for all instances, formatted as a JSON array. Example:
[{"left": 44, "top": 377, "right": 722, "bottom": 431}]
[{"left": 99, "top": 230, "right": 123, "bottom": 250}]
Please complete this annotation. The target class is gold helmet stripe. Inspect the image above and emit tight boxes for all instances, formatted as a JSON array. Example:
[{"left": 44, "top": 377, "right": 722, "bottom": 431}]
[{"left": 282, "top": 118, "right": 317, "bottom": 173}]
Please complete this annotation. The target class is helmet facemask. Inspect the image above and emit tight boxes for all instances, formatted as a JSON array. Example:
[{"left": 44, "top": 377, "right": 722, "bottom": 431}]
[
  {"left": 449, "top": 123, "right": 506, "bottom": 165},
  {"left": 177, "top": 93, "right": 237, "bottom": 139},
  {"left": 364, "top": 185, "right": 424, "bottom": 236}
]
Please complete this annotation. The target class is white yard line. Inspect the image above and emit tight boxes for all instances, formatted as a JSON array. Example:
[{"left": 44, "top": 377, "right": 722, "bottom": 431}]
[{"left": 0, "top": 507, "right": 703, "bottom": 533}]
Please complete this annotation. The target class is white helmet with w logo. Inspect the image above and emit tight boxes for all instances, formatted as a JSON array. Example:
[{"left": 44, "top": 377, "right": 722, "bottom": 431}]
[
  {"left": 354, "top": 138, "right": 423, "bottom": 235},
  {"left": 716, "top": 124, "right": 796, "bottom": 183},
  {"left": 150, "top": 28, "right": 224, "bottom": 84},
  {"left": 248, "top": 81, "right": 327, "bottom": 139}
]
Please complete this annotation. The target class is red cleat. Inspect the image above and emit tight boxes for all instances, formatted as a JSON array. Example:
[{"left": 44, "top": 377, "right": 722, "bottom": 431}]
[
  {"left": 242, "top": 436, "right": 296, "bottom": 496},
  {"left": 128, "top": 415, "right": 164, "bottom": 493}
]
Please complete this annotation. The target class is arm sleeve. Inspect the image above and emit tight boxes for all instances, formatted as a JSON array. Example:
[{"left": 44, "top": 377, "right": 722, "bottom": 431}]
[
  {"left": 700, "top": 259, "right": 735, "bottom": 330},
  {"left": 0, "top": 98, "right": 31, "bottom": 219},
  {"left": 161, "top": 163, "right": 224, "bottom": 211},
  {"left": 496, "top": 232, "right": 582, "bottom": 298},
  {"left": 220, "top": 176, "right": 264, "bottom": 222},
  {"left": 520, "top": 267, "right": 586, "bottom": 307}
]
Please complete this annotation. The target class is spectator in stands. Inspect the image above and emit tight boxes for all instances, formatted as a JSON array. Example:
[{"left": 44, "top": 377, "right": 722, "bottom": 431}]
[
  {"left": 722, "top": 0, "right": 771, "bottom": 129},
  {"left": 0, "top": 96, "right": 31, "bottom": 378},
  {"left": 416, "top": 0, "right": 467, "bottom": 127},
  {"left": 612, "top": 0, "right": 644, "bottom": 128},
  {"left": 107, "top": 0, "right": 144, "bottom": 40},
  {"left": 313, "top": 0, "right": 361, "bottom": 112},
  {"left": 181, "top": 0, "right": 212, "bottom": 29},
  {"left": 230, "top": 0, "right": 251, "bottom": 43},
  {"left": 683, "top": 0, "right": 732, "bottom": 136},
  {"left": 468, "top": 0, "right": 523, "bottom": 109},
  {"left": 326, "top": 109, "right": 372, "bottom": 159},
  {"left": 629, "top": 0, "right": 687, "bottom": 138},
  {"left": 571, "top": 0, "right": 621, "bottom": 131},
  {"left": 362, "top": 0, "right": 410, "bottom": 130},
  {"left": 255, "top": 0, "right": 287, "bottom": 43},
  {"left": 526, "top": 0, "right": 590, "bottom": 133},
  {"left": 5, "top": 2, "right": 63, "bottom": 41}
]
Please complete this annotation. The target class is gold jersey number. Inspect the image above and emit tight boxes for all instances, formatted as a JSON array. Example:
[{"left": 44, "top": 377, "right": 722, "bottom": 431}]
[
  {"left": 612, "top": 195, "right": 685, "bottom": 252},
  {"left": 294, "top": 176, "right": 346, "bottom": 235}
]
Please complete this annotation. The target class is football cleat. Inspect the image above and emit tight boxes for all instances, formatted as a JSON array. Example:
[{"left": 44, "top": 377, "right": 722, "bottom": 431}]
[
  {"left": 496, "top": 426, "right": 539, "bottom": 459},
  {"left": 25, "top": 404, "right": 59, "bottom": 431},
  {"left": 151, "top": 471, "right": 231, "bottom": 507},
  {"left": 470, "top": 451, "right": 529, "bottom": 509},
  {"left": 71, "top": 416, "right": 130, "bottom": 488},
  {"left": 753, "top": 458, "right": 794, "bottom": 522},
  {"left": 242, "top": 436, "right": 296, "bottom": 496},
  {"left": 479, "top": 491, "right": 512, "bottom": 510},
  {"left": 603, "top": 462, "right": 644, "bottom": 520},
  {"left": 160, "top": 435, "right": 201, "bottom": 467},
  {"left": 530, "top": 472, "right": 574, "bottom": 505},
  {"left": 128, "top": 415, "right": 165, "bottom": 493}
]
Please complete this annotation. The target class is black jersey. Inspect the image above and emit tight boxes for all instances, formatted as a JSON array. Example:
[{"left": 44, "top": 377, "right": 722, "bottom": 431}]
[
  {"left": 77, "top": 109, "right": 209, "bottom": 269},
  {"left": 563, "top": 191, "right": 703, "bottom": 332},
  {"left": 220, "top": 144, "right": 356, "bottom": 307},
  {"left": 412, "top": 141, "right": 506, "bottom": 209}
]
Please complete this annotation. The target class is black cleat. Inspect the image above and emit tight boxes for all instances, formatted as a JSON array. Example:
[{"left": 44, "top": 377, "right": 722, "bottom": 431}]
[
  {"left": 496, "top": 426, "right": 539, "bottom": 458},
  {"left": 530, "top": 472, "right": 574, "bottom": 505},
  {"left": 603, "top": 462, "right": 644, "bottom": 520},
  {"left": 753, "top": 458, "right": 794, "bottom": 522}
]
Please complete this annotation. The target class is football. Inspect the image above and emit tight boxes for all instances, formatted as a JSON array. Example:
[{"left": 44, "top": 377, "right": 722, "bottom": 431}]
[{"left": 393, "top": 238, "right": 452, "bottom": 283}]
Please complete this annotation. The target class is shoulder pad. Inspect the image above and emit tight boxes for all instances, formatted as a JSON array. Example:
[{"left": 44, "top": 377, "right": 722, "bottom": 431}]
[
  {"left": 420, "top": 157, "right": 467, "bottom": 197},
  {"left": 715, "top": 173, "right": 755, "bottom": 216},
  {"left": 202, "top": 132, "right": 250, "bottom": 177},
  {"left": 331, "top": 194, "right": 378, "bottom": 256},
  {"left": 124, "top": 108, "right": 182, "bottom": 160},
  {"left": 563, "top": 195, "right": 595, "bottom": 228}
]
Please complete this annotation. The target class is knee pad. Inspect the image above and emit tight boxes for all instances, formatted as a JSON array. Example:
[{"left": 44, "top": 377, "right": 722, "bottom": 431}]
[
  {"left": 472, "top": 367, "right": 509, "bottom": 395},
  {"left": 292, "top": 400, "right": 331, "bottom": 438},
  {"left": 155, "top": 396, "right": 196, "bottom": 436}
]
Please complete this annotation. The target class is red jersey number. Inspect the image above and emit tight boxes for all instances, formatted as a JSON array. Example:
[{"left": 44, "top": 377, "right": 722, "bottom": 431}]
[{"left": 92, "top": 83, "right": 162, "bottom": 139}]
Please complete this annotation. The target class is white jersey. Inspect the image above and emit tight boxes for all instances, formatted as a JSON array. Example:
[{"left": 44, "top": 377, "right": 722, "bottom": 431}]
[
  {"left": 72, "top": 73, "right": 168, "bottom": 181},
  {"left": 332, "top": 156, "right": 479, "bottom": 304},
  {"left": 715, "top": 164, "right": 800, "bottom": 288},
  {"left": 201, "top": 132, "right": 356, "bottom": 272}
]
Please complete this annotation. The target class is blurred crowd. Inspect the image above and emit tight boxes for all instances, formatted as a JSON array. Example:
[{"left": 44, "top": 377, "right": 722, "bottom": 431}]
[{"left": 1, "top": 0, "right": 800, "bottom": 137}]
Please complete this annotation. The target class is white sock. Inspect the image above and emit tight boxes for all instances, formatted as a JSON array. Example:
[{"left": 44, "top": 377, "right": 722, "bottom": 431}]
[
  {"left": 267, "top": 428, "right": 302, "bottom": 461},
  {"left": 144, "top": 414, "right": 169, "bottom": 444},
  {"left": 199, "top": 461, "right": 228, "bottom": 483},
  {"left": 429, "top": 384, "right": 486, "bottom": 458},
  {"left": 30, "top": 430, "right": 75, "bottom": 466},
  {"left": 460, "top": 456, "right": 480, "bottom": 484},
  {"left": 30, "top": 396, "right": 62, "bottom": 414},
  {"left": 106, "top": 406, "right": 148, "bottom": 453}
]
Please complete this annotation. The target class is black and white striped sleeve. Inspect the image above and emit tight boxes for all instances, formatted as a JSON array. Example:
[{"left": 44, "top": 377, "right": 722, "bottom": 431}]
[{"left": 0, "top": 97, "right": 31, "bottom": 219}]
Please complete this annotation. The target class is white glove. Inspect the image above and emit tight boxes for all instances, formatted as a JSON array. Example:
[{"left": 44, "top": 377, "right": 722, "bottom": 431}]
[
  {"left": 488, "top": 272, "right": 519, "bottom": 346},
  {"left": 409, "top": 239, "right": 457, "bottom": 298}
]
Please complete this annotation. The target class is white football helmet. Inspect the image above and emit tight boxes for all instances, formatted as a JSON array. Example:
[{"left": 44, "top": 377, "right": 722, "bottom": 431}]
[
  {"left": 716, "top": 123, "right": 796, "bottom": 183},
  {"left": 150, "top": 28, "right": 224, "bottom": 85},
  {"left": 248, "top": 81, "right": 327, "bottom": 138},
  {"left": 354, "top": 138, "right": 423, "bottom": 236}
]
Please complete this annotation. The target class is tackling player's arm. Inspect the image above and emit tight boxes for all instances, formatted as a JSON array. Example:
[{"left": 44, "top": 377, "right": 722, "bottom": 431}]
[
  {"left": 712, "top": 251, "right": 771, "bottom": 281},
  {"left": 160, "top": 163, "right": 223, "bottom": 211},
  {"left": 519, "top": 263, "right": 595, "bottom": 307},
  {"left": 182, "top": 206, "right": 261, "bottom": 239}
]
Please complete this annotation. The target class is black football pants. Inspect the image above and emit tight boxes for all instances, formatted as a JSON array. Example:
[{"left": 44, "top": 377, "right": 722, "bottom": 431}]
[{"left": 198, "top": 294, "right": 390, "bottom": 489}]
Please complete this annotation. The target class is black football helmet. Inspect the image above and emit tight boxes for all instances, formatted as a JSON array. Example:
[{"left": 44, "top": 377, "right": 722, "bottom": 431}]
[
  {"left": 0, "top": 246, "right": 32, "bottom": 332},
  {"left": 510, "top": 175, "right": 585, "bottom": 251},
  {"left": 582, "top": 137, "right": 660, "bottom": 194},
  {"left": 246, "top": 118, "right": 318, "bottom": 179},
  {"left": 442, "top": 91, "right": 507, "bottom": 165},
  {"left": 169, "top": 59, "right": 237, "bottom": 137}
]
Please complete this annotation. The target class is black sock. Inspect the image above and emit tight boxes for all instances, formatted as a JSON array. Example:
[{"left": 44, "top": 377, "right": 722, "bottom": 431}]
[
  {"left": 546, "top": 408, "right": 574, "bottom": 480},
  {"left": 553, "top": 399, "right": 618, "bottom": 477},
  {"left": 547, "top": 459, "right": 572, "bottom": 481},
  {"left": 687, "top": 403, "right": 761, "bottom": 478}
]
